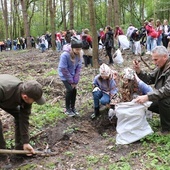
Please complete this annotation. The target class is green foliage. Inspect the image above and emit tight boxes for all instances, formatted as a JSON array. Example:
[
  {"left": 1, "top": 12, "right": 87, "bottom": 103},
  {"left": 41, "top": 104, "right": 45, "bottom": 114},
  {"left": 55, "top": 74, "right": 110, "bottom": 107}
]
[
  {"left": 64, "top": 151, "right": 75, "bottom": 158},
  {"left": 5, "top": 138, "right": 14, "bottom": 149},
  {"left": 108, "top": 161, "right": 131, "bottom": 170},
  {"left": 17, "top": 163, "right": 37, "bottom": 170},
  {"left": 44, "top": 68, "right": 57, "bottom": 77},
  {"left": 63, "top": 124, "right": 79, "bottom": 134},
  {"left": 101, "top": 155, "right": 110, "bottom": 163},
  {"left": 1, "top": 0, "right": 170, "bottom": 40},
  {"left": 44, "top": 162, "right": 56, "bottom": 169},
  {"left": 31, "top": 103, "right": 65, "bottom": 129},
  {"left": 86, "top": 155, "right": 100, "bottom": 165}
]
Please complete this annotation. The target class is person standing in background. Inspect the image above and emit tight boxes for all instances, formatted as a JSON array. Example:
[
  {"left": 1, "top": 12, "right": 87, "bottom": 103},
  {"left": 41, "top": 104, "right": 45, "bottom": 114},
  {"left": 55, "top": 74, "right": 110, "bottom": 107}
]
[
  {"left": 162, "top": 19, "right": 170, "bottom": 48},
  {"left": 58, "top": 36, "right": 83, "bottom": 117},
  {"left": 104, "top": 26, "right": 114, "bottom": 64},
  {"left": 156, "top": 19, "right": 163, "bottom": 46}
]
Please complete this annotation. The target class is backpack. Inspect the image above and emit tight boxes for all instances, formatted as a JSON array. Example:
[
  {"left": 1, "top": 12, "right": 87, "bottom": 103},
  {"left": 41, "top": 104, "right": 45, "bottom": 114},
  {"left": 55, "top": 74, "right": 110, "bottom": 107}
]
[
  {"left": 107, "top": 39, "right": 113, "bottom": 48},
  {"left": 82, "top": 38, "right": 90, "bottom": 49}
]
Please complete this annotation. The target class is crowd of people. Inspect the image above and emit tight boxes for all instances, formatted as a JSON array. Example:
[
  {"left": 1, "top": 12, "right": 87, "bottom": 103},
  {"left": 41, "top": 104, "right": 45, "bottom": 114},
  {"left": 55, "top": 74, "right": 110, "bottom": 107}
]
[
  {"left": 126, "top": 18, "right": 170, "bottom": 55},
  {"left": 1, "top": 18, "right": 170, "bottom": 57}
]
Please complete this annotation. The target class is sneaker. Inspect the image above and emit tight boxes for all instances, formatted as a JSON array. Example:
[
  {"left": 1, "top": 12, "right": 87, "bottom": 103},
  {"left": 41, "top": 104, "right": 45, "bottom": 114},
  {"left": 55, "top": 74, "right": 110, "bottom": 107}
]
[
  {"left": 65, "top": 109, "right": 75, "bottom": 117},
  {"left": 91, "top": 113, "right": 96, "bottom": 119},
  {"left": 145, "top": 51, "right": 151, "bottom": 55},
  {"left": 72, "top": 108, "right": 79, "bottom": 115},
  {"left": 108, "top": 108, "right": 116, "bottom": 120}
]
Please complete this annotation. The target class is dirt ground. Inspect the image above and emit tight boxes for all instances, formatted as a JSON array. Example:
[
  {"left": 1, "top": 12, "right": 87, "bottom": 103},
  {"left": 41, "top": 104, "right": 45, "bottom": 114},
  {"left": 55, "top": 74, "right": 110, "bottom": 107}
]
[{"left": 0, "top": 48, "right": 153, "bottom": 170}]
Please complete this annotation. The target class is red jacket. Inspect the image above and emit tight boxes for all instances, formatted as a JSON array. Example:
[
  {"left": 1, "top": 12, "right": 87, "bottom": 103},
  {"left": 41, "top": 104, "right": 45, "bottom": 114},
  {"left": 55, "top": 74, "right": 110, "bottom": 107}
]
[
  {"left": 115, "top": 28, "right": 124, "bottom": 38},
  {"left": 145, "top": 24, "right": 158, "bottom": 38}
]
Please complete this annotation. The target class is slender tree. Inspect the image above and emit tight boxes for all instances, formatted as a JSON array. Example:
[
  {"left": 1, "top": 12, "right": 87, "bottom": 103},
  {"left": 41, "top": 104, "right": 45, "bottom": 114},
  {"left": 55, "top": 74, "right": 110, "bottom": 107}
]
[
  {"left": 113, "top": 0, "right": 120, "bottom": 26},
  {"left": 69, "top": 0, "right": 74, "bottom": 29},
  {"left": 49, "top": 0, "right": 56, "bottom": 51},
  {"left": 107, "top": 0, "right": 113, "bottom": 26},
  {"left": 20, "top": 0, "right": 31, "bottom": 48},
  {"left": 87, "top": 0, "right": 99, "bottom": 69},
  {"left": 1, "top": 0, "right": 9, "bottom": 39},
  {"left": 46, "top": 0, "right": 49, "bottom": 32},
  {"left": 63, "top": 0, "right": 67, "bottom": 30}
]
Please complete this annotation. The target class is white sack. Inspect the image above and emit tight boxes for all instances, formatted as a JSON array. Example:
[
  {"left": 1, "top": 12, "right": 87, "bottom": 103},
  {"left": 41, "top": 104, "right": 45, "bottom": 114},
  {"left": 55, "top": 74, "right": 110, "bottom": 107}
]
[
  {"left": 45, "top": 40, "right": 48, "bottom": 49},
  {"left": 118, "top": 35, "right": 130, "bottom": 50},
  {"left": 115, "top": 101, "right": 153, "bottom": 145},
  {"left": 134, "top": 41, "right": 141, "bottom": 55},
  {"left": 113, "top": 49, "right": 124, "bottom": 64}
]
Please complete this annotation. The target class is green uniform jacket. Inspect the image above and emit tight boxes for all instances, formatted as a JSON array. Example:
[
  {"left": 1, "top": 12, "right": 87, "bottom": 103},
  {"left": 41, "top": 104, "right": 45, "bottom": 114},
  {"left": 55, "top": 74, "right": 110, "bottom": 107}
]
[{"left": 0, "top": 74, "right": 31, "bottom": 144}]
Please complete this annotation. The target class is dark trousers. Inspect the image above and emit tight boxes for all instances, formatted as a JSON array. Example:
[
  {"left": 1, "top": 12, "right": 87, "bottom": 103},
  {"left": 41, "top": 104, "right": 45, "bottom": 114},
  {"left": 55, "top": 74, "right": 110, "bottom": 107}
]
[
  {"left": 83, "top": 55, "right": 93, "bottom": 67},
  {"left": 62, "top": 81, "right": 77, "bottom": 110},
  {"left": 162, "top": 34, "right": 169, "bottom": 48},
  {"left": 106, "top": 47, "right": 113, "bottom": 64},
  {"left": 0, "top": 121, "right": 6, "bottom": 149},
  {"left": 148, "top": 97, "right": 170, "bottom": 131},
  {"left": 0, "top": 107, "right": 22, "bottom": 149}
]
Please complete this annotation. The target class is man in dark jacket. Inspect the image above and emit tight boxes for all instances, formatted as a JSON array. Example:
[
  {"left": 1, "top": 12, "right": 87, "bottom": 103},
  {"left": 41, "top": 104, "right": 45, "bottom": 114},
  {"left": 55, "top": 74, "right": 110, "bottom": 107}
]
[
  {"left": 0, "top": 74, "right": 45, "bottom": 159},
  {"left": 133, "top": 46, "right": 170, "bottom": 134}
]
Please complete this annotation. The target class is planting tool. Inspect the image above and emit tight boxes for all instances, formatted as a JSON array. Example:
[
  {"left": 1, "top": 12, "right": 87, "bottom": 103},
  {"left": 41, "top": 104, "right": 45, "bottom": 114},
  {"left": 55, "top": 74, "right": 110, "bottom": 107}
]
[{"left": 0, "top": 144, "right": 57, "bottom": 156}]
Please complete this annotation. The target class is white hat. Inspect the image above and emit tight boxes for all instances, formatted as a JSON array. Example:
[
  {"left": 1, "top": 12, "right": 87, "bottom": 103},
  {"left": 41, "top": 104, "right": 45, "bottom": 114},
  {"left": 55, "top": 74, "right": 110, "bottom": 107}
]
[
  {"left": 99, "top": 63, "right": 111, "bottom": 77},
  {"left": 123, "top": 68, "right": 135, "bottom": 80}
]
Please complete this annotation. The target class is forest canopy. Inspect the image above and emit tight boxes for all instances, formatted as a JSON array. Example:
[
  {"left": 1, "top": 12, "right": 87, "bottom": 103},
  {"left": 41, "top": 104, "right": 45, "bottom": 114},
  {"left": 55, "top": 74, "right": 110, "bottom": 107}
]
[{"left": 0, "top": 0, "right": 170, "bottom": 40}]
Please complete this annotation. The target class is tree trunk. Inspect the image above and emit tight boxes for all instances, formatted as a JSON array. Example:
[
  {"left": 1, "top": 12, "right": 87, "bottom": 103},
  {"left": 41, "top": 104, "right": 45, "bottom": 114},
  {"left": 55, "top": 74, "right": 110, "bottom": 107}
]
[
  {"left": 49, "top": 0, "right": 56, "bottom": 51},
  {"left": 87, "top": 0, "right": 99, "bottom": 69},
  {"left": 1, "top": 0, "right": 9, "bottom": 39},
  {"left": 20, "top": 0, "right": 31, "bottom": 49},
  {"left": 46, "top": 0, "right": 49, "bottom": 32},
  {"left": 62, "top": 0, "right": 67, "bottom": 30},
  {"left": 107, "top": 0, "right": 112, "bottom": 26},
  {"left": 69, "top": 0, "right": 74, "bottom": 29},
  {"left": 140, "top": 0, "right": 145, "bottom": 24},
  {"left": 113, "top": 0, "right": 119, "bottom": 26},
  {"left": 10, "top": 0, "right": 13, "bottom": 42}
]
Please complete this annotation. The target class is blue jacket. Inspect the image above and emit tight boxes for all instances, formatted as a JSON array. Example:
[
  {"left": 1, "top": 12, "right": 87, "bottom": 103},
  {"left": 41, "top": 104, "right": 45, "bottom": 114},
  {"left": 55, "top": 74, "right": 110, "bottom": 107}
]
[
  {"left": 138, "top": 80, "right": 153, "bottom": 94},
  {"left": 58, "top": 51, "right": 82, "bottom": 84},
  {"left": 93, "top": 74, "right": 118, "bottom": 97}
]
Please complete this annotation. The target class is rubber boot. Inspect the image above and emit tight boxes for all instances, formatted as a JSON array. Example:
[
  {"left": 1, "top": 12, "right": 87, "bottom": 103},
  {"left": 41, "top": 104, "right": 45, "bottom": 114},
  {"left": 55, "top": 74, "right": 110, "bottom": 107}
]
[{"left": 91, "top": 107, "right": 100, "bottom": 119}]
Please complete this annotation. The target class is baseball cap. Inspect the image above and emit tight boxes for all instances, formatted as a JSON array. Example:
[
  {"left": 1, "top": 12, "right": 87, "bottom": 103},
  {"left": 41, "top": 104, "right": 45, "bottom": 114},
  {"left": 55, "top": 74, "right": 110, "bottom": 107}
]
[{"left": 21, "top": 80, "right": 46, "bottom": 105}]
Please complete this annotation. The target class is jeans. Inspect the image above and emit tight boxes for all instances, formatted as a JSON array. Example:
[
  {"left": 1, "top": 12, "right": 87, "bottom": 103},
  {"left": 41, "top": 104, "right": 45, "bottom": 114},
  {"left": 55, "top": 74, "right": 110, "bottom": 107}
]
[
  {"left": 148, "top": 97, "right": 170, "bottom": 131},
  {"left": 146, "top": 36, "right": 157, "bottom": 52},
  {"left": 157, "top": 34, "right": 162, "bottom": 46},
  {"left": 93, "top": 90, "right": 110, "bottom": 108},
  {"left": 56, "top": 41, "right": 61, "bottom": 52},
  {"left": 62, "top": 81, "right": 77, "bottom": 110}
]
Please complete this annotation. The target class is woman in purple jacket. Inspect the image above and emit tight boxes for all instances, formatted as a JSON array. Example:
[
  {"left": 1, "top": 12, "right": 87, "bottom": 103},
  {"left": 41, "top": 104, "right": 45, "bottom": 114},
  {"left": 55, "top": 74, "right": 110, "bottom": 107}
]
[
  {"left": 58, "top": 36, "right": 82, "bottom": 117},
  {"left": 91, "top": 63, "right": 118, "bottom": 119}
]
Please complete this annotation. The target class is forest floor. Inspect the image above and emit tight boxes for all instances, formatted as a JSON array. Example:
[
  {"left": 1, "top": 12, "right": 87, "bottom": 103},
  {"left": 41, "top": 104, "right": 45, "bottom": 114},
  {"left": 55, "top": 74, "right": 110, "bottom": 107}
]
[{"left": 0, "top": 48, "right": 166, "bottom": 170}]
